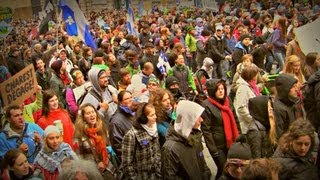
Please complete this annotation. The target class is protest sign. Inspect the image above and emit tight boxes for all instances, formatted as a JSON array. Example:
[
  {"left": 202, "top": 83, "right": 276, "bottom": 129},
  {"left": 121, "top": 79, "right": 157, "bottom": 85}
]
[
  {"left": 0, "top": 64, "right": 37, "bottom": 106},
  {"left": 0, "top": 21, "right": 13, "bottom": 38},
  {"left": 295, "top": 17, "right": 320, "bottom": 54}
]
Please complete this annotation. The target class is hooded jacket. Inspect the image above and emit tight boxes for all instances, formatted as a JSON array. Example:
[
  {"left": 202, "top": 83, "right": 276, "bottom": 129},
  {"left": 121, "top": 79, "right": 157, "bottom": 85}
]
[
  {"left": 162, "top": 100, "right": 211, "bottom": 180},
  {"left": 232, "top": 42, "right": 251, "bottom": 65},
  {"left": 274, "top": 74, "right": 299, "bottom": 136},
  {"left": 81, "top": 68, "right": 118, "bottom": 122},
  {"left": 304, "top": 69, "right": 320, "bottom": 132}
]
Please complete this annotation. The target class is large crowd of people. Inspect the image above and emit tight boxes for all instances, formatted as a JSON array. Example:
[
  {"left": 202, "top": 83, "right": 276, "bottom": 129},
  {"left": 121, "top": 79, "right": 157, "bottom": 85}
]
[{"left": 0, "top": 0, "right": 320, "bottom": 179}]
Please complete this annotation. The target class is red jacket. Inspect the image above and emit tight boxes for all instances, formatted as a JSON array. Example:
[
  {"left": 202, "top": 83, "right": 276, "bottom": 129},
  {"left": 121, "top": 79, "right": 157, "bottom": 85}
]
[{"left": 37, "top": 108, "right": 75, "bottom": 148}]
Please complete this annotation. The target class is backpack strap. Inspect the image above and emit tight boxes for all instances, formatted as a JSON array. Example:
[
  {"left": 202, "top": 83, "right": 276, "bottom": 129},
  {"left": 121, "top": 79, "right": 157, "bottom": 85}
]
[
  {"left": 88, "top": 89, "right": 103, "bottom": 103},
  {"left": 16, "top": 123, "right": 29, "bottom": 147}
]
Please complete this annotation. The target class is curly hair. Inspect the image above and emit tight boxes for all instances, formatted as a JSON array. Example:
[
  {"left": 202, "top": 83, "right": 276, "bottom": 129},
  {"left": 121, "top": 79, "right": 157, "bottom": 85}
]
[
  {"left": 278, "top": 118, "right": 315, "bottom": 155},
  {"left": 74, "top": 103, "right": 108, "bottom": 143},
  {"left": 149, "top": 88, "right": 174, "bottom": 123}
]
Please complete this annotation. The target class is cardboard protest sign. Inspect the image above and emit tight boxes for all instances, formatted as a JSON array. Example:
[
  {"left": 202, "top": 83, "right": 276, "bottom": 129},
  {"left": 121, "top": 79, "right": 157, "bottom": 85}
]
[{"left": 0, "top": 64, "right": 37, "bottom": 106}]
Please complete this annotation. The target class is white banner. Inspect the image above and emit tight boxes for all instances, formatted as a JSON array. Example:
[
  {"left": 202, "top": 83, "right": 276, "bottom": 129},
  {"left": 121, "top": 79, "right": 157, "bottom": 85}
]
[{"left": 295, "top": 18, "right": 320, "bottom": 54}]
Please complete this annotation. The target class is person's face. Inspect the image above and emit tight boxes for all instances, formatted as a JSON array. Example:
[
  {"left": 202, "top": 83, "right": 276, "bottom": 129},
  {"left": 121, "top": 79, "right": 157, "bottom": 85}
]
[
  {"left": 176, "top": 30, "right": 182, "bottom": 37},
  {"left": 48, "top": 95, "right": 59, "bottom": 110},
  {"left": 193, "top": 116, "right": 203, "bottom": 129},
  {"left": 147, "top": 82, "right": 159, "bottom": 91},
  {"left": 107, "top": 54, "right": 116, "bottom": 66},
  {"left": 59, "top": 51, "right": 67, "bottom": 60},
  {"left": 216, "top": 29, "right": 223, "bottom": 37},
  {"left": 292, "top": 135, "right": 311, "bottom": 157},
  {"left": 289, "top": 83, "right": 298, "bottom": 97},
  {"left": 122, "top": 74, "right": 131, "bottom": 85},
  {"left": 215, "top": 84, "right": 225, "bottom": 99},
  {"left": 242, "top": 37, "right": 251, "bottom": 46},
  {"left": 74, "top": 72, "right": 85, "bottom": 86},
  {"left": 175, "top": 55, "right": 185, "bottom": 66},
  {"left": 227, "top": 162, "right": 246, "bottom": 179},
  {"left": 46, "top": 132, "right": 62, "bottom": 151},
  {"left": 98, "top": 72, "right": 109, "bottom": 89},
  {"left": 147, "top": 107, "right": 157, "bottom": 125},
  {"left": 11, "top": 154, "right": 29, "bottom": 177},
  {"left": 36, "top": 59, "right": 45, "bottom": 71},
  {"left": 121, "top": 92, "right": 133, "bottom": 107},
  {"left": 243, "top": 59, "right": 252, "bottom": 67},
  {"left": 292, "top": 61, "right": 301, "bottom": 74},
  {"left": 74, "top": 171, "right": 89, "bottom": 180},
  {"left": 237, "top": 27, "right": 243, "bottom": 34},
  {"left": 159, "top": 40, "right": 164, "bottom": 47},
  {"left": 293, "top": 20, "right": 299, "bottom": 27},
  {"left": 9, "top": 109, "right": 24, "bottom": 131},
  {"left": 146, "top": 47, "right": 155, "bottom": 54},
  {"left": 118, "top": 32, "right": 124, "bottom": 39},
  {"left": 161, "top": 93, "right": 172, "bottom": 110},
  {"left": 143, "top": 67, "right": 154, "bottom": 76},
  {"left": 83, "top": 106, "right": 97, "bottom": 127},
  {"left": 224, "top": 25, "right": 231, "bottom": 33}
]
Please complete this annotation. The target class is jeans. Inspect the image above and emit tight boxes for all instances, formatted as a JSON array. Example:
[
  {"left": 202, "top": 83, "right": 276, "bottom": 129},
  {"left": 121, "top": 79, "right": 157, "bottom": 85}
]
[
  {"left": 273, "top": 51, "right": 285, "bottom": 73},
  {"left": 265, "top": 54, "right": 274, "bottom": 73},
  {"left": 220, "top": 60, "right": 230, "bottom": 81}
]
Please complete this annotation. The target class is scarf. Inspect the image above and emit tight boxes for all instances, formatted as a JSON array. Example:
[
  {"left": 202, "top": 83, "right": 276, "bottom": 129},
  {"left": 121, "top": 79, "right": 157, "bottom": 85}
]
[
  {"left": 85, "top": 128, "right": 108, "bottom": 166},
  {"left": 208, "top": 97, "right": 239, "bottom": 148},
  {"left": 141, "top": 123, "right": 158, "bottom": 137},
  {"left": 248, "top": 79, "right": 260, "bottom": 96},
  {"left": 60, "top": 72, "right": 71, "bottom": 85},
  {"left": 119, "top": 105, "right": 135, "bottom": 116}
]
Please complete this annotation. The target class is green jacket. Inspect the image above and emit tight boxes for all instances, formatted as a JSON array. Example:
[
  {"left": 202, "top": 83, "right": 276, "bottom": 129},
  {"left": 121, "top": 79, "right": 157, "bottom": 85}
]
[
  {"left": 167, "top": 64, "right": 196, "bottom": 91},
  {"left": 185, "top": 34, "right": 197, "bottom": 52}
]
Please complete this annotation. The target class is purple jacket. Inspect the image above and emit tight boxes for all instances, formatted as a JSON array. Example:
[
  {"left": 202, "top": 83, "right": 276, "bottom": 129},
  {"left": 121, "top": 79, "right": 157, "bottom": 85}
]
[{"left": 272, "top": 29, "right": 287, "bottom": 53}]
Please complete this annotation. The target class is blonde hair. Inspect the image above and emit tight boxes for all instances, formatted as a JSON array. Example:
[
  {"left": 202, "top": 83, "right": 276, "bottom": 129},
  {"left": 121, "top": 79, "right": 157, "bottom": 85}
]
[{"left": 283, "top": 55, "right": 305, "bottom": 84}]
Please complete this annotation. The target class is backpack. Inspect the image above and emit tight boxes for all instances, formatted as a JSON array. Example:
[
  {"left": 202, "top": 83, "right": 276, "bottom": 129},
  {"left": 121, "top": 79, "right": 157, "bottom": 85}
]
[{"left": 77, "top": 88, "right": 103, "bottom": 106}]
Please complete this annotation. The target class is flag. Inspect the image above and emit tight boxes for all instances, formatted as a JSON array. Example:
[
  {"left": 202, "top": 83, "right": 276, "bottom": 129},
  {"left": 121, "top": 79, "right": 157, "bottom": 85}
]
[
  {"left": 157, "top": 50, "right": 171, "bottom": 74},
  {"left": 126, "top": 5, "right": 136, "bottom": 35},
  {"left": 38, "top": 0, "right": 54, "bottom": 35},
  {"left": 138, "top": 1, "right": 144, "bottom": 17},
  {"left": 0, "top": 21, "right": 13, "bottom": 38},
  {"left": 59, "top": 0, "right": 96, "bottom": 49}
]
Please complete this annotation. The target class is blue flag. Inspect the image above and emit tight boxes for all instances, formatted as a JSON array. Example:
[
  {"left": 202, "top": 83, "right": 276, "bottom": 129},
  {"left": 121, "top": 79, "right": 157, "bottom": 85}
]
[
  {"left": 157, "top": 50, "right": 171, "bottom": 74},
  {"left": 126, "top": 5, "right": 136, "bottom": 35},
  {"left": 59, "top": 0, "right": 96, "bottom": 49}
]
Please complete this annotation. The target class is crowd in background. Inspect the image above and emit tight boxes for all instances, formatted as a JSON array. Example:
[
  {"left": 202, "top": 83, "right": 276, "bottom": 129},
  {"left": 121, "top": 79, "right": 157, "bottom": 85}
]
[{"left": 0, "top": 0, "right": 320, "bottom": 179}]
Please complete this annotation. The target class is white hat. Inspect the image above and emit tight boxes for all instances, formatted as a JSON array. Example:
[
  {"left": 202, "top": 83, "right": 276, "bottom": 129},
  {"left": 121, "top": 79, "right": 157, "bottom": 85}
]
[{"left": 44, "top": 125, "right": 60, "bottom": 137}]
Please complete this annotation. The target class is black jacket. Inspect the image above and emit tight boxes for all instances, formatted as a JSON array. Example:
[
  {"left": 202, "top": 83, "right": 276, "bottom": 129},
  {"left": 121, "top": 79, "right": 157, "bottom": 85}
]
[
  {"left": 273, "top": 149, "right": 319, "bottom": 180},
  {"left": 304, "top": 69, "right": 320, "bottom": 132},
  {"left": 161, "top": 127, "right": 211, "bottom": 180}
]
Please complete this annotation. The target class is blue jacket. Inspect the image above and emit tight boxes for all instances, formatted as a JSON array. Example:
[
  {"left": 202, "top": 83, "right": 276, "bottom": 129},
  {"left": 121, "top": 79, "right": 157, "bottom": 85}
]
[{"left": 0, "top": 122, "right": 44, "bottom": 163}]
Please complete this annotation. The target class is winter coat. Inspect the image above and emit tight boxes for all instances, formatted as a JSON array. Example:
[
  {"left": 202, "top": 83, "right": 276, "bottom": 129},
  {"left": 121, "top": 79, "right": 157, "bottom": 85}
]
[
  {"left": 232, "top": 42, "right": 252, "bottom": 66},
  {"left": 37, "top": 108, "right": 75, "bottom": 148},
  {"left": 49, "top": 73, "right": 67, "bottom": 108},
  {"left": 248, "top": 96, "right": 276, "bottom": 158},
  {"left": 161, "top": 127, "right": 210, "bottom": 180},
  {"left": 273, "top": 75, "right": 299, "bottom": 136},
  {"left": 33, "top": 143, "right": 78, "bottom": 180},
  {"left": 272, "top": 29, "right": 287, "bottom": 54},
  {"left": 273, "top": 149, "right": 319, "bottom": 179},
  {"left": 196, "top": 37, "right": 209, "bottom": 67},
  {"left": 81, "top": 68, "right": 118, "bottom": 122},
  {"left": 0, "top": 123, "right": 44, "bottom": 163},
  {"left": 185, "top": 34, "right": 197, "bottom": 52},
  {"left": 304, "top": 70, "right": 320, "bottom": 132},
  {"left": 210, "top": 35, "right": 232, "bottom": 56},
  {"left": 109, "top": 108, "right": 134, "bottom": 160},
  {"left": 36, "top": 69, "right": 51, "bottom": 91},
  {"left": 121, "top": 122, "right": 161, "bottom": 180},
  {"left": 167, "top": 64, "right": 197, "bottom": 93},
  {"left": 234, "top": 77, "right": 258, "bottom": 134},
  {"left": 6, "top": 55, "right": 26, "bottom": 76},
  {"left": 201, "top": 97, "right": 239, "bottom": 156}
]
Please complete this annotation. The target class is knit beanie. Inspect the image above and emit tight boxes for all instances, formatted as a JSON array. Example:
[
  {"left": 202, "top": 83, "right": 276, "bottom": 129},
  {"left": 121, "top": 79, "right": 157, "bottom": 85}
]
[
  {"left": 227, "top": 135, "right": 252, "bottom": 160},
  {"left": 44, "top": 125, "right": 60, "bottom": 137},
  {"left": 165, "top": 76, "right": 179, "bottom": 89},
  {"left": 149, "top": 77, "right": 159, "bottom": 85},
  {"left": 50, "top": 60, "right": 63, "bottom": 74},
  {"left": 239, "top": 34, "right": 252, "bottom": 42}
]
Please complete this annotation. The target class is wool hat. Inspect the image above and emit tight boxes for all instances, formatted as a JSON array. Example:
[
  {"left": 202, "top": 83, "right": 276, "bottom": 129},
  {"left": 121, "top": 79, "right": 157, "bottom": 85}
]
[
  {"left": 149, "top": 77, "right": 159, "bottom": 85},
  {"left": 227, "top": 135, "right": 252, "bottom": 160},
  {"left": 145, "top": 42, "right": 154, "bottom": 48},
  {"left": 165, "top": 76, "right": 179, "bottom": 89},
  {"left": 239, "top": 34, "right": 252, "bottom": 42},
  {"left": 216, "top": 24, "right": 223, "bottom": 31},
  {"left": 186, "top": 26, "right": 195, "bottom": 32},
  {"left": 58, "top": 48, "right": 67, "bottom": 54},
  {"left": 44, "top": 125, "right": 60, "bottom": 137},
  {"left": 50, "top": 60, "right": 63, "bottom": 74}
]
